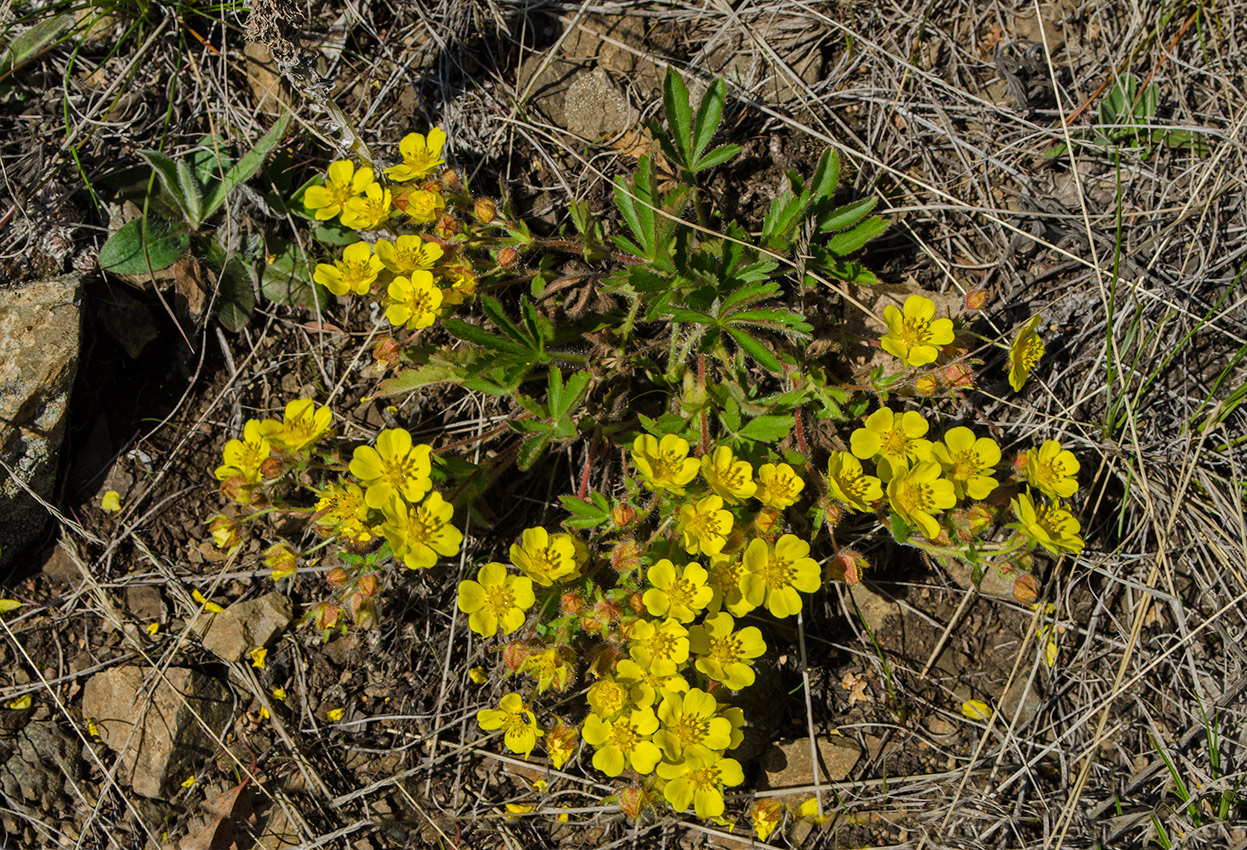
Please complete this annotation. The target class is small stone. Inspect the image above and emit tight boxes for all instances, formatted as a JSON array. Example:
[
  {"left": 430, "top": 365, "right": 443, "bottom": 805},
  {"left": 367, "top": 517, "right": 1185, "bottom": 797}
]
[
  {"left": 563, "top": 68, "right": 636, "bottom": 140},
  {"left": 81, "top": 666, "right": 231, "bottom": 800},
  {"left": 198, "top": 592, "right": 292, "bottom": 663},
  {"left": 845, "top": 582, "right": 902, "bottom": 637},
  {"left": 125, "top": 584, "right": 164, "bottom": 622},
  {"left": 757, "top": 736, "right": 861, "bottom": 804}
]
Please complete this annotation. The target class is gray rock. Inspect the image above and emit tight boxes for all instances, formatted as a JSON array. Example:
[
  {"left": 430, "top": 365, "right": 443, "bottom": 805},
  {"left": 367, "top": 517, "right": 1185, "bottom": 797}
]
[
  {"left": 563, "top": 68, "right": 636, "bottom": 140},
  {"left": 0, "top": 720, "right": 86, "bottom": 821},
  {"left": 198, "top": 592, "right": 293, "bottom": 663},
  {"left": 81, "top": 666, "right": 232, "bottom": 800},
  {"left": 0, "top": 275, "right": 82, "bottom": 571}
]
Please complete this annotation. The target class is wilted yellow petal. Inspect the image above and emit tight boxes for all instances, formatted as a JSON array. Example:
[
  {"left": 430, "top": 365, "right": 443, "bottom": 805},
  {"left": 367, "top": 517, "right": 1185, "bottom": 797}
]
[
  {"left": 961, "top": 699, "right": 993, "bottom": 721},
  {"left": 469, "top": 666, "right": 487, "bottom": 684},
  {"left": 101, "top": 490, "right": 122, "bottom": 512},
  {"left": 250, "top": 647, "right": 268, "bottom": 669},
  {"left": 86, "top": 718, "right": 99, "bottom": 737},
  {"left": 1044, "top": 638, "right": 1058, "bottom": 668},
  {"left": 6, "top": 694, "right": 32, "bottom": 710},
  {"left": 504, "top": 803, "right": 533, "bottom": 819},
  {"left": 0, "top": 599, "right": 21, "bottom": 615},
  {"left": 327, "top": 707, "right": 344, "bottom": 722},
  {"left": 272, "top": 687, "right": 287, "bottom": 701},
  {"left": 259, "top": 705, "right": 270, "bottom": 720},
  {"left": 146, "top": 622, "right": 159, "bottom": 636},
  {"left": 180, "top": 775, "right": 196, "bottom": 789}
]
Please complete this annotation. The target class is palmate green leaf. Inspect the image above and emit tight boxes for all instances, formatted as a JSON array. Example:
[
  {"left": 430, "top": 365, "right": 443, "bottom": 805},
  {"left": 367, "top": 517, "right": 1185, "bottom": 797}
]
[
  {"left": 762, "top": 190, "right": 807, "bottom": 251},
  {"left": 827, "top": 216, "right": 889, "bottom": 256},
  {"left": 516, "top": 429, "right": 553, "bottom": 470},
  {"left": 721, "top": 279, "right": 781, "bottom": 312},
  {"left": 560, "top": 493, "right": 612, "bottom": 530}
]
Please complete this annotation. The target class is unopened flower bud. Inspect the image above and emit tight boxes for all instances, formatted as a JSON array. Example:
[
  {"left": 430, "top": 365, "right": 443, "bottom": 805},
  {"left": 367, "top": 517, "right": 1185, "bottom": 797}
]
[
  {"left": 264, "top": 542, "right": 298, "bottom": 576},
  {"left": 353, "top": 598, "right": 377, "bottom": 630},
  {"left": 965, "top": 288, "right": 988, "bottom": 311},
  {"left": 259, "top": 456, "right": 283, "bottom": 479},
  {"left": 373, "top": 337, "right": 401, "bottom": 364},
  {"left": 965, "top": 504, "right": 993, "bottom": 533},
  {"left": 357, "top": 573, "right": 378, "bottom": 597},
  {"left": 502, "top": 641, "right": 532, "bottom": 672},
  {"left": 823, "top": 501, "right": 844, "bottom": 529},
  {"left": 473, "top": 198, "right": 496, "bottom": 224},
  {"left": 627, "top": 591, "right": 644, "bottom": 614},
  {"left": 914, "top": 374, "right": 939, "bottom": 396},
  {"left": 220, "top": 476, "right": 257, "bottom": 506},
  {"left": 436, "top": 215, "right": 459, "bottom": 237},
  {"left": 497, "top": 246, "right": 519, "bottom": 268},
  {"left": 314, "top": 602, "right": 341, "bottom": 631},
  {"left": 610, "top": 539, "right": 642, "bottom": 574},
  {"left": 753, "top": 508, "right": 781, "bottom": 536},
  {"left": 610, "top": 503, "right": 636, "bottom": 528},
  {"left": 441, "top": 169, "right": 461, "bottom": 190},
  {"left": 1012, "top": 574, "right": 1039, "bottom": 605},
  {"left": 326, "top": 566, "right": 350, "bottom": 587},
  {"left": 943, "top": 363, "right": 974, "bottom": 389},
  {"left": 827, "top": 550, "right": 868, "bottom": 584},
  {"left": 617, "top": 786, "right": 650, "bottom": 821},
  {"left": 560, "top": 590, "right": 586, "bottom": 616}
]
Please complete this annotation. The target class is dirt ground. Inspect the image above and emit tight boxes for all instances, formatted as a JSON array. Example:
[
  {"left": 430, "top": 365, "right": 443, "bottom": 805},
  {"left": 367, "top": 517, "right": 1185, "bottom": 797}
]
[{"left": 3, "top": 1, "right": 1247, "bottom": 848}]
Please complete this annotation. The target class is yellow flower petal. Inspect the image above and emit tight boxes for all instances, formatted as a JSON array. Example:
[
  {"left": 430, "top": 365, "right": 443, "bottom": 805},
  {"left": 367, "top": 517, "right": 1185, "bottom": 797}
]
[
  {"left": 6, "top": 694, "right": 32, "bottom": 710},
  {"left": 146, "top": 622, "right": 160, "bottom": 636},
  {"left": 101, "top": 490, "right": 122, "bottom": 512},
  {"left": 180, "top": 775, "right": 196, "bottom": 789},
  {"left": 272, "top": 687, "right": 287, "bottom": 701},
  {"left": 249, "top": 647, "right": 268, "bottom": 669},
  {"left": 960, "top": 699, "right": 993, "bottom": 721},
  {"left": 469, "top": 667, "right": 487, "bottom": 684},
  {"left": 327, "top": 707, "right": 345, "bottom": 722}
]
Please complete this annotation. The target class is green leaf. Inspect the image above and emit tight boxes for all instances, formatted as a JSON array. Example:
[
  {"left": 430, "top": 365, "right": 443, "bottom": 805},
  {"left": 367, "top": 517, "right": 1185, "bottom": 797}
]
[
  {"left": 443, "top": 319, "right": 531, "bottom": 356},
  {"left": 98, "top": 216, "right": 188, "bottom": 275},
  {"left": 727, "top": 327, "right": 783, "bottom": 373},
  {"left": 312, "top": 222, "right": 359, "bottom": 246},
  {"left": 738, "top": 414, "right": 794, "bottom": 442},
  {"left": 559, "top": 495, "right": 611, "bottom": 530},
  {"left": 827, "top": 216, "right": 889, "bottom": 256},
  {"left": 260, "top": 243, "right": 326, "bottom": 310},
  {"left": 0, "top": 13, "right": 74, "bottom": 78},
  {"left": 137, "top": 150, "right": 186, "bottom": 214},
  {"left": 817, "top": 196, "right": 877, "bottom": 234},
  {"left": 377, "top": 363, "right": 467, "bottom": 396},
  {"left": 517, "top": 431, "right": 553, "bottom": 471},
  {"left": 215, "top": 255, "right": 254, "bottom": 331},
  {"left": 691, "top": 143, "right": 741, "bottom": 173},
  {"left": 662, "top": 67, "right": 693, "bottom": 166},
  {"left": 810, "top": 148, "right": 841, "bottom": 205},
  {"left": 889, "top": 510, "right": 912, "bottom": 544},
  {"left": 691, "top": 78, "right": 726, "bottom": 163},
  {"left": 176, "top": 159, "right": 204, "bottom": 227},
  {"left": 201, "top": 110, "right": 291, "bottom": 221}
]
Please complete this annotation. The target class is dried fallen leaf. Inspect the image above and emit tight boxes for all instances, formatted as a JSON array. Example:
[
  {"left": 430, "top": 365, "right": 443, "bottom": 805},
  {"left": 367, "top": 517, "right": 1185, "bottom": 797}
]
[{"left": 841, "top": 672, "right": 870, "bottom": 705}]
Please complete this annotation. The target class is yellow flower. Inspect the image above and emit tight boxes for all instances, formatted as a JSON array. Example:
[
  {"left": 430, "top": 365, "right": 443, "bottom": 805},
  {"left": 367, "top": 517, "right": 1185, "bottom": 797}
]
[
  {"left": 587, "top": 678, "right": 632, "bottom": 719},
  {"left": 614, "top": 659, "right": 688, "bottom": 708},
  {"left": 654, "top": 688, "right": 732, "bottom": 761},
  {"left": 477, "top": 693, "right": 543, "bottom": 758},
  {"left": 675, "top": 495, "right": 733, "bottom": 557},
  {"left": 249, "top": 647, "right": 267, "bottom": 669},
  {"left": 627, "top": 617, "right": 690, "bottom": 677},
  {"left": 880, "top": 294, "right": 955, "bottom": 366},
  {"left": 582, "top": 706, "right": 662, "bottom": 777},
  {"left": 214, "top": 419, "right": 271, "bottom": 483},
  {"left": 1011, "top": 490, "right": 1084, "bottom": 556},
  {"left": 385, "top": 270, "right": 444, "bottom": 330},
  {"left": 1008, "top": 315, "right": 1044, "bottom": 392},
  {"left": 753, "top": 462, "right": 804, "bottom": 510},
  {"left": 642, "top": 559, "right": 713, "bottom": 623},
  {"left": 825, "top": 451, "right": 883, "bottom": 512},
  {"left": 456, "top": 562, "right": 535, "bottom": 638},
  {"left": 1024, "top": 440, "right": 1080, "bottom": 499},
  {"left": 657, "top": 750, "right": 744, "bottom": 819},
  {"left": 509, "top": 527, "right": 582, "bottom": 586},
  {"left": 374, "top": 234, "right": 444, "bottom": 275},
  {"left": 850, "top": 408, "right": 933, "bottom": 479},
  {"left": 545, "top": 721, "right": 579, "bottom": 769},
  {"left": 704, "top": 553, "right": 752, "bottom": 617},
  {"left": 303, "top": 160, "right": 373, "bottom": 220},
  {"left": 385, "top": 128, "right": 447, "bottom": 182},
  {"left": 740, "top": 534, "right": 821, "bottom": 618},
  {"left": 700, "top": 446, "right": 756, "bottom": 503},
  {"left": 404, "top": 188, "right": 446, "bottom": 225},
  {"left": 258, "top": 398, "right": 334, "bottom": 453},
  {"left": 313, "top": 481, "right": 374, "bottom": 544},
  {"left": 931, "top": 427, "right": 1000, "bottom": 501},
  {"left": 518, "top": 645, "right": 575, "bottom": 693},
  {"left": 313, "top": 241, "right": 383, "bottom": 297},
  {"left": 382, "top": 492, "right": 462, "bottom": 569},
  {"left": 688, "top": 612, "right": 766, "bottom": 690},
  {"left": 751, "top": 799, "right": 784, "bottom": 842},
  {"left": 440, "top": 263, "right": 477, "bottom": 306},
  {"left": 888, "top": 461, "right": 956, "bottom": 539},
  {"left": 340, "top": 180, "right": 391, "bottom": 230},
  {"left": 101, "top": 490, "right": 122, "bottom": 512},
  {"left": 631, "top": 434, "right": 699, "bottom": 494},
  {"left": 349, "top": 428, "right": 433, "bottom": 509}
]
